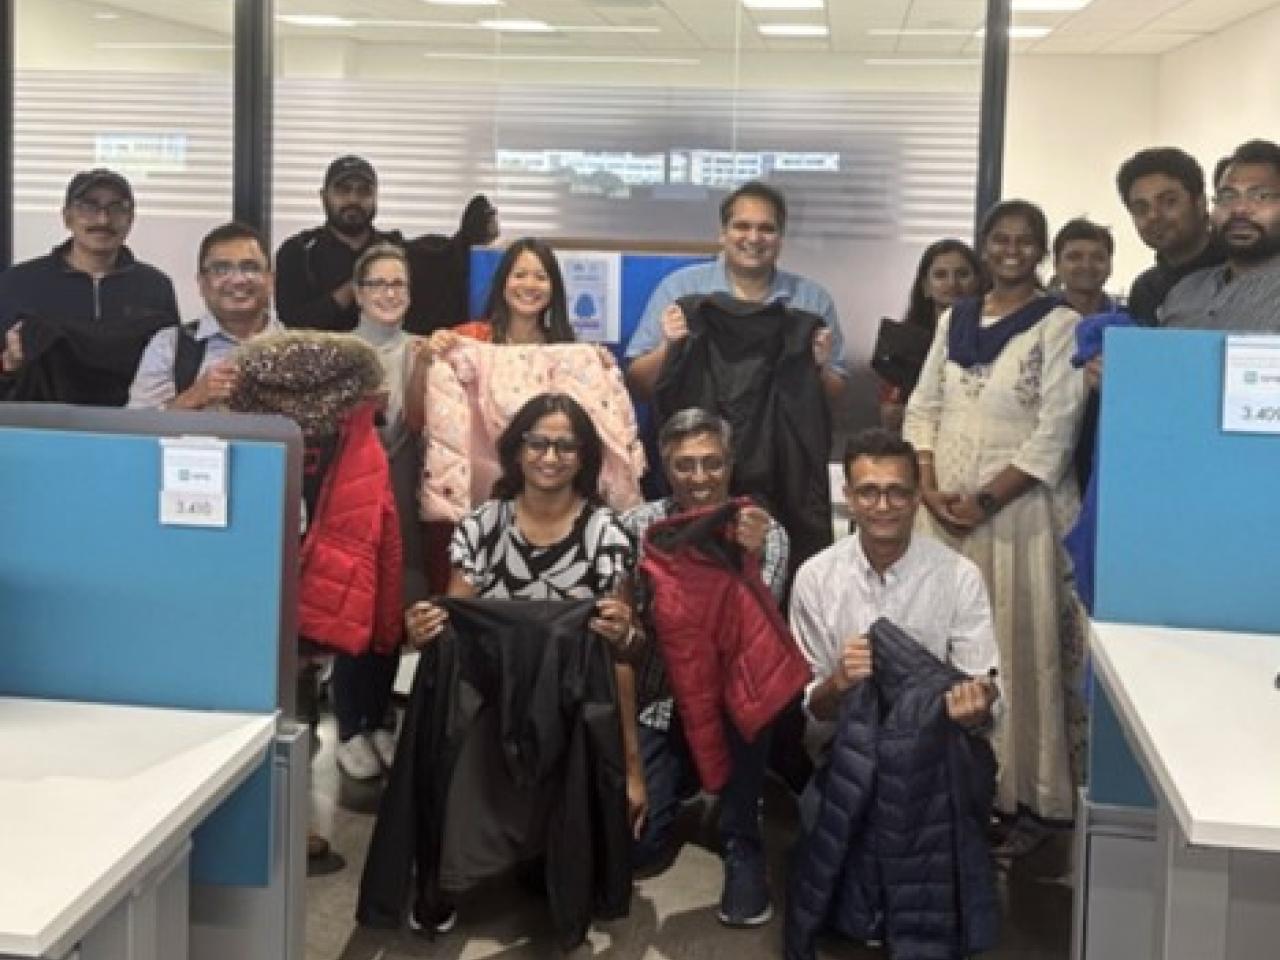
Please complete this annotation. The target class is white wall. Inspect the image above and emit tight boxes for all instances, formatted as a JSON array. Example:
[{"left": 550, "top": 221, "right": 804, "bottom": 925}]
[
  {"left": 1156, "top": 4, "right": 1280, "bottom": 175},
  {"left": 1003, "top": 55, "right": 1159, "bottom": 292}
]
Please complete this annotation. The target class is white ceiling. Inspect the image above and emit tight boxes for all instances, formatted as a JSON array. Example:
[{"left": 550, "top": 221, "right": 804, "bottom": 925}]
[{"left": 80, "top": 0, "right": 1280, "bottom": 57}]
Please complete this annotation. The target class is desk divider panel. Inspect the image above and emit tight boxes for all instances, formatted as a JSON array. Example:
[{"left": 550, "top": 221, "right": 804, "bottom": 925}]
[
  {"left": 0, "top": 404, "right": 302, "bottom": 886},
  {"left": 1090, "top": 329, "right": 1280, "bottom": 807}
]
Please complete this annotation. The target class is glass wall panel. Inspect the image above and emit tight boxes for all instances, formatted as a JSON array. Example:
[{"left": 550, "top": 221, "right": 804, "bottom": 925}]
[
  {"left": 13, "top": 0, "right": 235, "bottom": 316},
  {"left": 273, "top": 0, "right": 984, "bottom": 422}
]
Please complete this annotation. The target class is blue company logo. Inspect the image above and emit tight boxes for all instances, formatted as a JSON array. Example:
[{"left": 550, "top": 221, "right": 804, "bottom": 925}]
[{"left": 574, "top": 292, "right": 599, "bottom": 322}]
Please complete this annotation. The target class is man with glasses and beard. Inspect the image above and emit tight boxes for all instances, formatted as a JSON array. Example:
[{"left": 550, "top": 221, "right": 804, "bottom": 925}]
[
  {"left": 0, "top": 169, "right": 179, "bottom": 392},
  {"left": 274, "top": 156, "right": 407, "bottom": 333},
  {"left": 1161, "top": 139, "right": 1280, "bottom": 332}
]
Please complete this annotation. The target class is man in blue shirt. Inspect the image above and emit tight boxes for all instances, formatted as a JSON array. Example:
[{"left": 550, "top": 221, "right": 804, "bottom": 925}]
[{"left": 623, "top": 180, "right": 847, "bottom": 403}]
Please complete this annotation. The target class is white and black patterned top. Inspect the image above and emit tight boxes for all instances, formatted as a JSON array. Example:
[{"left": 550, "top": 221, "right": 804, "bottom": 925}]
[{"left": 450, "top": 498, "right": 634, "bottom": 600}]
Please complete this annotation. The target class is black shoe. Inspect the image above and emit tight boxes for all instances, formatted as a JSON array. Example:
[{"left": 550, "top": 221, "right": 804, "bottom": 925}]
[
  {"left": 408, "top": 900, "right": 458, "bottom": 935},
  {"left": 717, "top": 840, "right": 772, "bottom": 927}
]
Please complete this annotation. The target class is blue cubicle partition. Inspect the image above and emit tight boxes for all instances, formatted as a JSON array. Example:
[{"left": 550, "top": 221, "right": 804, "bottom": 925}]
[
  {"left": 0, "top": 404, "right": 302, "bottom": 886},
  {"left": 470, "top": 247, "right": 712, "bottom": 352},
  {"left": 1088, "top": 329, "right": 1280, "bottom": 807}
]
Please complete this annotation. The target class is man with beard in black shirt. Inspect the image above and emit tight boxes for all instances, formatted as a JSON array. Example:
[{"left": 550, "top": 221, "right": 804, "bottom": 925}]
[{"left": 274, "top": 156, "right": 406, "bottom": 332}]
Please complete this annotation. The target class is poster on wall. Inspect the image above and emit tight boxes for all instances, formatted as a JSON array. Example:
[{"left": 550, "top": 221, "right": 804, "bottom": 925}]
[{"left": 556, "top": 251, "right": 622, "bottom": 344}]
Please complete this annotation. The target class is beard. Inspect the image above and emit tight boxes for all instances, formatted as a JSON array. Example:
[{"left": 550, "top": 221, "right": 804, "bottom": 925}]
[
  {"left": 1222, "top": 217, "right": 1280, "bottom": 263},
  {"left": 325, "top": 200, "right": 376, "bottom": 238}
]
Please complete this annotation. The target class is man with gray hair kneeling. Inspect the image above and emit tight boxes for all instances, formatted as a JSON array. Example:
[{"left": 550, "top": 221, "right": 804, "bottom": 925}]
[{"left": 622, "top": 408, "right": 790, "bottom": 928}]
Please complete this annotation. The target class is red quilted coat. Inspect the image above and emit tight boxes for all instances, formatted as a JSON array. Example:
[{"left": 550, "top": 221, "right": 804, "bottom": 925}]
[
  {"left": 299, "top": 403, "right": 404, "bottom": 655},
  {"left": 639, "top": 499, "right": 811, "bottom": 792}
]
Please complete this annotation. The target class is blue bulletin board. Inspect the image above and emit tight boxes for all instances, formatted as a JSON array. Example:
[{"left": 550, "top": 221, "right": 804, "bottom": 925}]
[
  {"left": 0, "top": 405, "right": 302, "bottom": 886},
  {"left": 1088, "top": 329, "right": 1280, "bottom": 806}
]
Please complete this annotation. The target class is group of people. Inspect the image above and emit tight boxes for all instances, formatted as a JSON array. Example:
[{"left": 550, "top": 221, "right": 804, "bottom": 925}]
[{"left": 1, "top": 136, "right": 1276, "bottom": 955}]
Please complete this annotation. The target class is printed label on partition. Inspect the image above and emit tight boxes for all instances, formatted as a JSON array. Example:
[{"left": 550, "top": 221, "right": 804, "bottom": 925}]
[
  {"left": 159, "top": 436, "right": 229, "bottom": 527},
  {"left": 1223, "top": 335, "right": 1280, "bottom": 434},
  {"left": 160, "top": 489, "right": 228, "bottom": 528}
]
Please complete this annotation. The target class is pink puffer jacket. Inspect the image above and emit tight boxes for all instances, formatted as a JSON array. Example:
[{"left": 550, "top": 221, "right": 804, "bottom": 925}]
[{"left": 422, "top": 341, "right": 646, "bottom": 521}]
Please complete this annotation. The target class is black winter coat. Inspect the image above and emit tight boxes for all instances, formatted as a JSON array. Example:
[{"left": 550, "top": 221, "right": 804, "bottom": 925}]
[
  {"left": 356, "top": 598, "right": 631, "bottom": 950},
  {"left": 654, "top": 293, "right": 832, "bottom": 577},
  {"left": 1, "top": 313, "right": 176, "bottom": 405},
  {"left": 785, "top": 618, "right": 1000, "bottom": 960}
]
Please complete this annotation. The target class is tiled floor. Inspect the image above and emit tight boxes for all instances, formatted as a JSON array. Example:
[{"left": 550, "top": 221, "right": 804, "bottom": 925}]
[{"left": 305, "top": 714, "right": 1075, "bottom": 960}]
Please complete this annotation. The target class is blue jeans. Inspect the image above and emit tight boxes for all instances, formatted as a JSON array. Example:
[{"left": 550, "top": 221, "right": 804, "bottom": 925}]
[
  {"left": 633, "top": 712, "right": 773, "bottom": 868},
  {"left": 331, "top": 649, "right": 398, "bottom": 742}
]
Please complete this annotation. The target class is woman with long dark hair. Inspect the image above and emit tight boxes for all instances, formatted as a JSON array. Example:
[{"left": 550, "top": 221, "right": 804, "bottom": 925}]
[
  {"left": 904, "top": 199, "right": 1085, "bottom": 857},
  {"left": 402, "top": 392, "right": 645, "bottom": 934},
  {"left": 430, "top": 236, "right": 576, "bottom": 351},
  {"left": 879, "top": 239, "right": 982, "bottom": 429}
]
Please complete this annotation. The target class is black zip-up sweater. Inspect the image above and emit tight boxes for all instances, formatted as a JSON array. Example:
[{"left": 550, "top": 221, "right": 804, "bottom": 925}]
[{"left": 0, "top": 240, "right": 179, "bottom": 333}]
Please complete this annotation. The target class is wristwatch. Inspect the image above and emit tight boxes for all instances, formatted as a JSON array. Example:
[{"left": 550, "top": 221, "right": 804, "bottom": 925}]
[{"left": 976, "top": 491, "right": 1000, "bottom": 518}]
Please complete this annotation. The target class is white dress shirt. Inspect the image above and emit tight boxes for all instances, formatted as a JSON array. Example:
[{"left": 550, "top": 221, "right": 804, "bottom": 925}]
[{"left": 789, "top": 532, "right": 999, "bottom": 752}]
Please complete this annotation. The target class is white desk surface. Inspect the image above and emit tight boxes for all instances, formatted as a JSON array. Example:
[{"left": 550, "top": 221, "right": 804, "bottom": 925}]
[
  {"left": 0, "top": 697, "right": 276, "bottom": 957},
  {"left": 1092, "top": 621, "right": 1280, "bottom": 853}
]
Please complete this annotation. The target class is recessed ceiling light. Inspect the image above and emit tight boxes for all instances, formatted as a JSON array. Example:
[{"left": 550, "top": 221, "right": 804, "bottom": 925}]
[
  {"left": 758, "top": 24, "right": 828, "bottom": 37},
  {"left": 423, "top": 0, "right": 503, "bottom": 5},
  {"left": 477, "top": 18, "right": 553, "bottom": 32},
  {"left": 742, "top": 0, "right": 824, "bottom": 9},
  {"left": 277, "top": 14, "right": 356, "bottom": 27},
  {"left": 96, "top": 42, "right": 233, "bottom": 50},
  {"left": 976, "top": 25, "right": 1053, "bottom": 38},
  {"left": 1012, "top": 0, "right": 1092, "bottom": 10},
  {"left": 93, "top": 11, "right": 120, "bottom": 20}
]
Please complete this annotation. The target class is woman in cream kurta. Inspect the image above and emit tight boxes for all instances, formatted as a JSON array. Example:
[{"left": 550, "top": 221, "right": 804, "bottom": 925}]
[{"left": 904, "top": 200, "right": 1085, "bottom": 831}]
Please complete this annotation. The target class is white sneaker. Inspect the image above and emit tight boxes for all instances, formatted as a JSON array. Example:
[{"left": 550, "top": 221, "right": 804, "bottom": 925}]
[
  {"left": 336, "top": 733, "right": 382, "bottom": 780},
  {"left": 370, "top": 728, "right": 397, "bottom": 769}
]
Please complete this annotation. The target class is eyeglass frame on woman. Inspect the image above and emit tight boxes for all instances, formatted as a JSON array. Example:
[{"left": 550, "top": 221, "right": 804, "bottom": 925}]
[
  {"left": 522, "top": 432, "right": 582, "bottom": 457},
  {"left": 356, "top": 278, "right": 408, "bottom": 293}
]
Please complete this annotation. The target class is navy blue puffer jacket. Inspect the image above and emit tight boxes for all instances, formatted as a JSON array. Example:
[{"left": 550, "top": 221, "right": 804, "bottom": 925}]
[{"left": 785, "top": 618, "right": 1000, "bottom": 960}]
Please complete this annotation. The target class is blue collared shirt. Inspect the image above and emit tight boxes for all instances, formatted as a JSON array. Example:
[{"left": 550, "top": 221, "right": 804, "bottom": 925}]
[
  {"left": 624, "top": 257, "right": 848, "bottom": 376},
  {"left": 127, "top": 312, "right": 285, "bottom": 410}
]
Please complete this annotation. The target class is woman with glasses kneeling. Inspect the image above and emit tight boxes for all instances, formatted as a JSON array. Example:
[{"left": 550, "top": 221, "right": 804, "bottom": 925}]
[{"left": 398, "top": 392, "right": 645, "bottom": 936}]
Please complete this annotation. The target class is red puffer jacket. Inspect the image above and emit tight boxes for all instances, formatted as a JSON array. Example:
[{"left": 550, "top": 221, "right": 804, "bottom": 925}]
[
  {"left": 639, "top": 499, "right": 811, "bottom": 792},
  {"left": 299, "top": 403, "right": 404, "bottom": 655}
]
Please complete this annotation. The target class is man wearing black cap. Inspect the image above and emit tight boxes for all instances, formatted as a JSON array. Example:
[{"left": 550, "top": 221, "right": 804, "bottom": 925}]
[
  {"left": 0, "top": 168, "right": 180, "bottom": 400},
  {"left": 274, "top": 155, "right": 405, "bottom": 332}
]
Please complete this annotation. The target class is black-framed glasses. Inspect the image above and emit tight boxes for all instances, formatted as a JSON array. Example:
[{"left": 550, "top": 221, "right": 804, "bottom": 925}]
[
  {"left": 202, "top": 260, "right": 267, "bottom": 280},
  {"left": 523, "top": 432, "right": 581, "bottom": 457},
  {"left": 670, "top": 454, "right": 727, "bottom": 476},
  {"left": 850, "top": 483, "right": 915, "bottom": 509},
  {"left": 357, "top": 278, "right": 408, "bottom": 293},
  {"left": 72, "top": 198, "right": 132, "bottom": 219},
  {"left": 1212, "top": 187, "right": 1280, "bottom": 207}
]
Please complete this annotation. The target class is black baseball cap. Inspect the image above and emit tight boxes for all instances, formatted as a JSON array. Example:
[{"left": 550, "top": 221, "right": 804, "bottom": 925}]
[
  {"left": 65, "top": 168, "right": 134, "bottom": 206},
  {"left": 324, "top": 156, "right": 377, "bottom": 189}
]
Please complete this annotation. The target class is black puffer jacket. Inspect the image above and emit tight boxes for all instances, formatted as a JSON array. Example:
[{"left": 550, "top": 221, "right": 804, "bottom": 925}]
[
  {"left": 654, "top": 293, "right": 832, "bottom": 576},
  {"left": 785, "top": 618, "right": 1000, "bottom": 960},
  {"left": 357, "top": 598, "right": 631, "bottom": 950}
]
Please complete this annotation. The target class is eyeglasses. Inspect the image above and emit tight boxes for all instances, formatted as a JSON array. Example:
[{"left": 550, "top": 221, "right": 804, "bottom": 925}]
[
  {"left": 670, "top": 454, "right": 727, "bottom": 476},
  {"left": 357, "top": 278, "right": 408, "bottom": 294},
  {"left": 523, "top": 432, "right": 581, "bottom": 457},
  {"left": 849, "top": 483, "right": 916, "bottom": 509},
  {"left": 202, "top": 260, "right": 267, "bottom": 280},
  {"left": 1212, "top": 187, "right": 1280, "bottom": 207},
  {"left": 72, "top": 198, "right": 132, "bottom": 219}
]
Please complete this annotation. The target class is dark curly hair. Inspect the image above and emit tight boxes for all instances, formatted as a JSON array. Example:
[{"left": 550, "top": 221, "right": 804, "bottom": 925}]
[
  {"left": 842, "top": 427, "right": 920, "bottom": 487},
  {"left": 491, "top": 393, "right": 604, "bottom": 502},
  {"left": 1116, "top": 147, "right": 1206, "bottom": 205}
]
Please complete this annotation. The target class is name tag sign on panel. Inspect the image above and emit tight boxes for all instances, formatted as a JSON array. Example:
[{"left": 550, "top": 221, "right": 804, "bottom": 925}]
[
  {"left": 159, "top": 436, "right": 229, "bottom": 528},
  {"left": 1223, "top": 335, "right": 1280, "bottom": 434}
]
